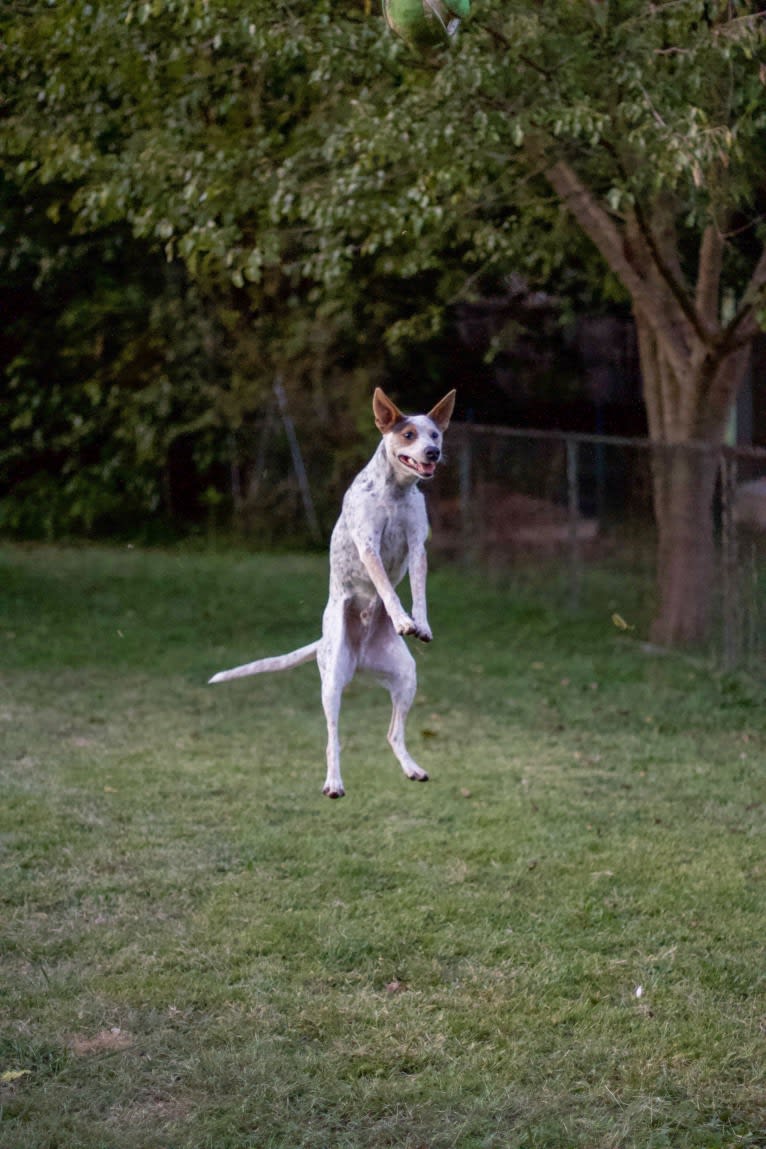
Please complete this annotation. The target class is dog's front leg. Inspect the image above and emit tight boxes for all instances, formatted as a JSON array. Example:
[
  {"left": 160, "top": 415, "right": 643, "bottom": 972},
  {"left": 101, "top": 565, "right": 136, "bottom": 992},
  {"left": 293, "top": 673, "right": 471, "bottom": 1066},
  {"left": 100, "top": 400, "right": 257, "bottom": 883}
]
[
  {"left": 357, "top": 547, "right": 420, "bottom": 637},
  {"left": 408, "top": 545, "right": 432, "bottom": 643}
]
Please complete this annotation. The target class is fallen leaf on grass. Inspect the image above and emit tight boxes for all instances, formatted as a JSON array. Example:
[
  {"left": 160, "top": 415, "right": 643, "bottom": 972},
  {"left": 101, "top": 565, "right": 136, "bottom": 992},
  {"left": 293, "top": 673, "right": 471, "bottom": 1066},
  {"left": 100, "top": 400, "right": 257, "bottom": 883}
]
[
  {"left": 1, "top": 1070, "right": 31, "bottom": 1084},
  {"left": 611, "top": 612, "right": 634, "bottom": 631}
]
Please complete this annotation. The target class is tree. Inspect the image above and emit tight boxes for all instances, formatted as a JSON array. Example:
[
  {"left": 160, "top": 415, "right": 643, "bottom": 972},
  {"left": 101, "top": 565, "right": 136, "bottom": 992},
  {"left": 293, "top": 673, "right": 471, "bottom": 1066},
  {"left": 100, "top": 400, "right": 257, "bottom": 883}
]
[
  {"left": 284, "top": 2, "right": 766, "bottom": 646},
  {"left": 3, "top": 2, "right": 765, "bottom": 642}
]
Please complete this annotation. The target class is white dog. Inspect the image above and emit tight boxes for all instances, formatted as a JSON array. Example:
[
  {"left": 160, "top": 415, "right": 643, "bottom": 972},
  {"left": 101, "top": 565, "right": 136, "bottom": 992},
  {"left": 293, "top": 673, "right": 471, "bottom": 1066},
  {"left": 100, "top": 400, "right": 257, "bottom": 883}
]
[{"left": 210, "top": 387, "right": 456, "bottom": 798}]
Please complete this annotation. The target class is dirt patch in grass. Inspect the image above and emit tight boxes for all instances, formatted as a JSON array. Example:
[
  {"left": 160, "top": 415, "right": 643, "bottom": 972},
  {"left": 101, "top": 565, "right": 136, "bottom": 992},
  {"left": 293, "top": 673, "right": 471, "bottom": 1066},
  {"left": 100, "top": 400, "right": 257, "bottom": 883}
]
[
  {"left": 67, "top": 1028, "right": 134, "bottom": 1056},
  {"left": 107, "top": 1094, "right": 193, "bottom": 1128}
]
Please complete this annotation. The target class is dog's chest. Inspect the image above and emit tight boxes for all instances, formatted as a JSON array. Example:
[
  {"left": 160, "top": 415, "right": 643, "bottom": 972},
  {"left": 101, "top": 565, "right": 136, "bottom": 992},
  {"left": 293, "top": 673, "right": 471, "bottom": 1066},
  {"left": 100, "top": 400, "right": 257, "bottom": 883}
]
[{"left": 378, "top": 506, "right": 410, "bottom": 573}]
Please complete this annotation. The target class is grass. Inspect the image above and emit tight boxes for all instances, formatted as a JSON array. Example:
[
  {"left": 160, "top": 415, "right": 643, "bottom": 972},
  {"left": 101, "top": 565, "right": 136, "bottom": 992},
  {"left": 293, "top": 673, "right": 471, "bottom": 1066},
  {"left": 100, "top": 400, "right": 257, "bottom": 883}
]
[{"left": 1, "top": 542, "right": 764, "bottom": 1149}]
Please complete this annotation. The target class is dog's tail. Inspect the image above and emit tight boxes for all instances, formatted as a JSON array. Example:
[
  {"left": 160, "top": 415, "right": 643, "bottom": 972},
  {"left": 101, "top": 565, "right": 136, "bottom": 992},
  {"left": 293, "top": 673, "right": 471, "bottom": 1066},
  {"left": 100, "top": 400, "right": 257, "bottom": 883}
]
[{"left": 208, "top": 640, "right": 320, "bottom": 684}]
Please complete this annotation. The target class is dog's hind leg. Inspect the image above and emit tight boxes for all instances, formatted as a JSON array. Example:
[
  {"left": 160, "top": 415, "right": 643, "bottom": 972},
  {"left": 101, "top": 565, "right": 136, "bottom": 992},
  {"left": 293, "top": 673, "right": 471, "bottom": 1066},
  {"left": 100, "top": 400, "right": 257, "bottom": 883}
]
[
  {"left": 317, "top": 603, "right": 358, "bottom": 799},
  {"left": 363, "top": 621, "right": 428, "bottom": 784},
  {"left": 386, "top": 655, "right": 428, "bottom": 782}
]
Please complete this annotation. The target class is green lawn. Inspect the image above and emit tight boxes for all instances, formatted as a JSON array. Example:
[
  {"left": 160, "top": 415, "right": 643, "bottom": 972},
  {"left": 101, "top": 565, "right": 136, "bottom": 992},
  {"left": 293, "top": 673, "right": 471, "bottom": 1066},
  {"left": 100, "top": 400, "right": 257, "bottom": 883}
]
[{"left": 1, "top": 544, "right": 764, "bottom": 1149}]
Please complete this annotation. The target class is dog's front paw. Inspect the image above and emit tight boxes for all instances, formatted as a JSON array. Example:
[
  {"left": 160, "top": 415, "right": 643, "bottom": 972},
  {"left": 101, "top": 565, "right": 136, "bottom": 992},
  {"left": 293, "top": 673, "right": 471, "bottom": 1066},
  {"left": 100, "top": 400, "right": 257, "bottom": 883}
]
[
  {"left": 394, "top": 614, "right": 418, "bottom": 637},
  {"left": 414, "top": 622, "right": 433, "bottom": 643}
]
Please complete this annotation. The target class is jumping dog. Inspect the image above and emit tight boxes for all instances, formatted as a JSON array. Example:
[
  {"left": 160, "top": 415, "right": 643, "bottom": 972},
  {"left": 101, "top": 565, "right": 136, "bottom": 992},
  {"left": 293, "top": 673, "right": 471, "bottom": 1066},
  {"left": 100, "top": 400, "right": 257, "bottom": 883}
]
[{"left": 209, "top": 387, "right": 456, "bottom": 798}]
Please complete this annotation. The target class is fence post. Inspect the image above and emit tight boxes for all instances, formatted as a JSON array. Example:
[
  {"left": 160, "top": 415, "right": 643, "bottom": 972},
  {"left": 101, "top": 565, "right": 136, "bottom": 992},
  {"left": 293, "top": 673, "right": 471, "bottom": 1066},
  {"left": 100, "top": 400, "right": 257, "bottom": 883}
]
[
  {"left": 566, "top": 437, "right": 581, "bottom": 611},
  {"left": 720, "top": 451, "right": 741, "bottom": 671},
  {"left": 273, "top": 378, "right": 322, "bottom": 543},
  {"left": 459, "top": 430, "right": 475, "bottom": 564}
]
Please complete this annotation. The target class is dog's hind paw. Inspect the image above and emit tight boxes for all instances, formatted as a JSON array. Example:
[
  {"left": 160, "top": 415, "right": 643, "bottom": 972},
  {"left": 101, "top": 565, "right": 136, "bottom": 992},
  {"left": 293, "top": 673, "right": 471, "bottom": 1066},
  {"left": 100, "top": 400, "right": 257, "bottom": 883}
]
[
  {"left": 407, "top": 769, "right": 429, "bottom": 783},
  {"left": 322, "top": 784, "right": 346, "bottom": 799}
]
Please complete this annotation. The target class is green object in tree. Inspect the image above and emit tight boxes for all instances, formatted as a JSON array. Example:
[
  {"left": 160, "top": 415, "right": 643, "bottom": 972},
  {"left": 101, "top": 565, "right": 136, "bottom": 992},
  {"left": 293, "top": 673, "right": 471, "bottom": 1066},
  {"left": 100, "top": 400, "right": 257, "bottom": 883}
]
[{"left": 383, "top": 0, "right": 470, "bottom": 51}]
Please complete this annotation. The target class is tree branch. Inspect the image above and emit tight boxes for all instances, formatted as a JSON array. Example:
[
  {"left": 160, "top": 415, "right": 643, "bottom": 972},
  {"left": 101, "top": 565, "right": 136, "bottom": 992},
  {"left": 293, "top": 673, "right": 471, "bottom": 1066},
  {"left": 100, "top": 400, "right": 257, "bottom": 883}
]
[
  {"left": 476, "top": 20, "right": 557, "bottom": 79},
  {"left": 695, "top": 224, "right": 724, "bottom": 330},
  {"left": 631, "top": 198, "right": 715, "bottom": 346},
  {"left": 544, "top": 161, "right": 640, "bottom": 289},
  {"left": 720, "top": 244, "right": 766, "bottom": 351},
  {"left": 700, "top": 343, "right": 750, "bottom": 441},
  {"left": 544, "top": 159, "right": 692, "bottom": 383}
]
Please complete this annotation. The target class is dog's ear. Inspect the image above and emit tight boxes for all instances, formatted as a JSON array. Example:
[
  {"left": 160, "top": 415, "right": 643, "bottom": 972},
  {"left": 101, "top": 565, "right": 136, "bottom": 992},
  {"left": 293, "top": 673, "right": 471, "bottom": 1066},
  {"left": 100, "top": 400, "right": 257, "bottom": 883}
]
[
  {"left": 427, "top": 389, "right": 456, "bottom": 433},
  {"left": 373, "top": 388, "right": 405, "bottom": 434}
]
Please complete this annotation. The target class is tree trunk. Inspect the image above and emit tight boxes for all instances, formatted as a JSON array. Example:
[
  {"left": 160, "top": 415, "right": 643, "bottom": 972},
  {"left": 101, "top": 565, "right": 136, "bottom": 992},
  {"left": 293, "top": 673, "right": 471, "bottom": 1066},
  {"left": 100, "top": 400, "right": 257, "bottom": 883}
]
[
  {"left": 636, "top": 311, "right": 750, "bottom": 646},
  {"left": 650, "top": 443, "right": 720, "bottom": 646}
]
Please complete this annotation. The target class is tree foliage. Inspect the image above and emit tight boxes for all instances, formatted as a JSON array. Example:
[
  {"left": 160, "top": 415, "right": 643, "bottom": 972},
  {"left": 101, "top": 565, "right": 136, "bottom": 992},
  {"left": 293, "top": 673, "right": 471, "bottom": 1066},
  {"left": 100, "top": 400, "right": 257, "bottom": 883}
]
[
  {"left": 0, "top": 176, "right": 227, "bottom": 536},
  {"left": 4, "top": 3, "right": 764, "bottom": 315},
  {"left": 1, "top": 3, "right": 394, "bottom": 537},
  {"left": 3, "top": 1, "right": 766, "bottom": 637}
]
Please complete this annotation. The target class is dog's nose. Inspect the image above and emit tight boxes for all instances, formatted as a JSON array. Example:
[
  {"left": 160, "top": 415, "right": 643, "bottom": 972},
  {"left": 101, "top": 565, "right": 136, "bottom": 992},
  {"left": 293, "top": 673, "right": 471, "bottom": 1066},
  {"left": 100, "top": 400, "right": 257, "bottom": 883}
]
[{"left": 425, "top": 447, "right": 440, "bottom": 463}]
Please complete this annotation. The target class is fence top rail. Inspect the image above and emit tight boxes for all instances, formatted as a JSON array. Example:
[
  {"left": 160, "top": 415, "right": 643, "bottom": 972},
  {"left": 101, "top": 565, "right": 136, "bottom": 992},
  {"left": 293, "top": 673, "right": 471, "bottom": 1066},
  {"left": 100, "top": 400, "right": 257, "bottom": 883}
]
[{"left": 451, "top": 422, "right": 766, "bottom": 462}]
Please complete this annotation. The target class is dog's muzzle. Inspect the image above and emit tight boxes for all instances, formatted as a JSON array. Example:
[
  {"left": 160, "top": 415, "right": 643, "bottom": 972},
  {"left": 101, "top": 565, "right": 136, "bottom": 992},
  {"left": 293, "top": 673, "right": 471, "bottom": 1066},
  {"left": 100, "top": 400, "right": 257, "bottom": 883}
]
[{"left": 399, "top": 450, "right": 439, "bottom": 478}]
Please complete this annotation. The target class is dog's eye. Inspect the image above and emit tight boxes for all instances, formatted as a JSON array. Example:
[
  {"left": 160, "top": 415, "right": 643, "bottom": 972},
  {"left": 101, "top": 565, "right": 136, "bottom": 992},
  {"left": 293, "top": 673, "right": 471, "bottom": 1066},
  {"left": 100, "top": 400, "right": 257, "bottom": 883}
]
[{"left": 403, "top": 431, "right": 415, "bottom": 440}]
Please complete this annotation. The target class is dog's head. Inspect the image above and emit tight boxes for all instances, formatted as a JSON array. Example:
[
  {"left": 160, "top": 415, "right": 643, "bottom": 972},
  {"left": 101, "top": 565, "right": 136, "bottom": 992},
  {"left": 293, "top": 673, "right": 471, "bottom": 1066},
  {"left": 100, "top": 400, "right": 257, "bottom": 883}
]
[{"left": 373, "top": 388, "right": 456, "bottom": 482}]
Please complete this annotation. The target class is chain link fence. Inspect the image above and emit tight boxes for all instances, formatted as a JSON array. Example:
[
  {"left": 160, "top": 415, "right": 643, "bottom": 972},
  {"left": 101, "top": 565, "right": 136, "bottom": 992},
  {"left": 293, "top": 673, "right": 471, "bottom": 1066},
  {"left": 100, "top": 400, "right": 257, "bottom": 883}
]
[{"left": 429, "top": 424, "right": 766, "bottom": 678}]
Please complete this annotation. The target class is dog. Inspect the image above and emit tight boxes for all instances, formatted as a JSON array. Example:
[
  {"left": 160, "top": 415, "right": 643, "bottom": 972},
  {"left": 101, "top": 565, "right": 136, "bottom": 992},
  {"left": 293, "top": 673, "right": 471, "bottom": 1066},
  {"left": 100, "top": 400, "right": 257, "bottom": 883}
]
[{"left": 209, "top": 387, "right": 456, "bottom": 798}]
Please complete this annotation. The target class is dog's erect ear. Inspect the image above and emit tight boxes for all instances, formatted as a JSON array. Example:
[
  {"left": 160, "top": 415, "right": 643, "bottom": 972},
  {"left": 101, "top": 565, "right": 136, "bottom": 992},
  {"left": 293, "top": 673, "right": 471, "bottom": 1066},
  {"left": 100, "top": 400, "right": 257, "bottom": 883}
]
[
  {"left": 373, "top": 388, "right": 405, "bottom": 434},
  {"left": 427, "top": 389, "right": 456, "bottom": 433}
]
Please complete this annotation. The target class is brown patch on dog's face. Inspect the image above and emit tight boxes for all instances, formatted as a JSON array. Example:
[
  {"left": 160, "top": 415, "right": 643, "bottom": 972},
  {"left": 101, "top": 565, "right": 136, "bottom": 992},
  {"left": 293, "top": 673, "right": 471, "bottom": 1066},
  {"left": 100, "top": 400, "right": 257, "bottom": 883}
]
[{"left": 393, "top": 421, "right": 419, "bottom": 442}]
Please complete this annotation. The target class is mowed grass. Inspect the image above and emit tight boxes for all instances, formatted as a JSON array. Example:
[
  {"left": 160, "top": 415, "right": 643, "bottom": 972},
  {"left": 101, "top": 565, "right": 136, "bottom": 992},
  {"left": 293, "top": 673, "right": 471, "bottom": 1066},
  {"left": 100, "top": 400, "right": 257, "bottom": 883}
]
[{"left": 1, "top": 543, "right": 764, "bottom": 1149}]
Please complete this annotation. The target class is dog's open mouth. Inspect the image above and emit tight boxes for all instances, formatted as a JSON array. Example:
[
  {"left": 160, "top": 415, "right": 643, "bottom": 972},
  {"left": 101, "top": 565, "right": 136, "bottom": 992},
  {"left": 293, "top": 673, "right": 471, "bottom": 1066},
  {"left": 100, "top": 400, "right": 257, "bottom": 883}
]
[{"left": 398, "top": 454, "right": 437, "bottom": 478}]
